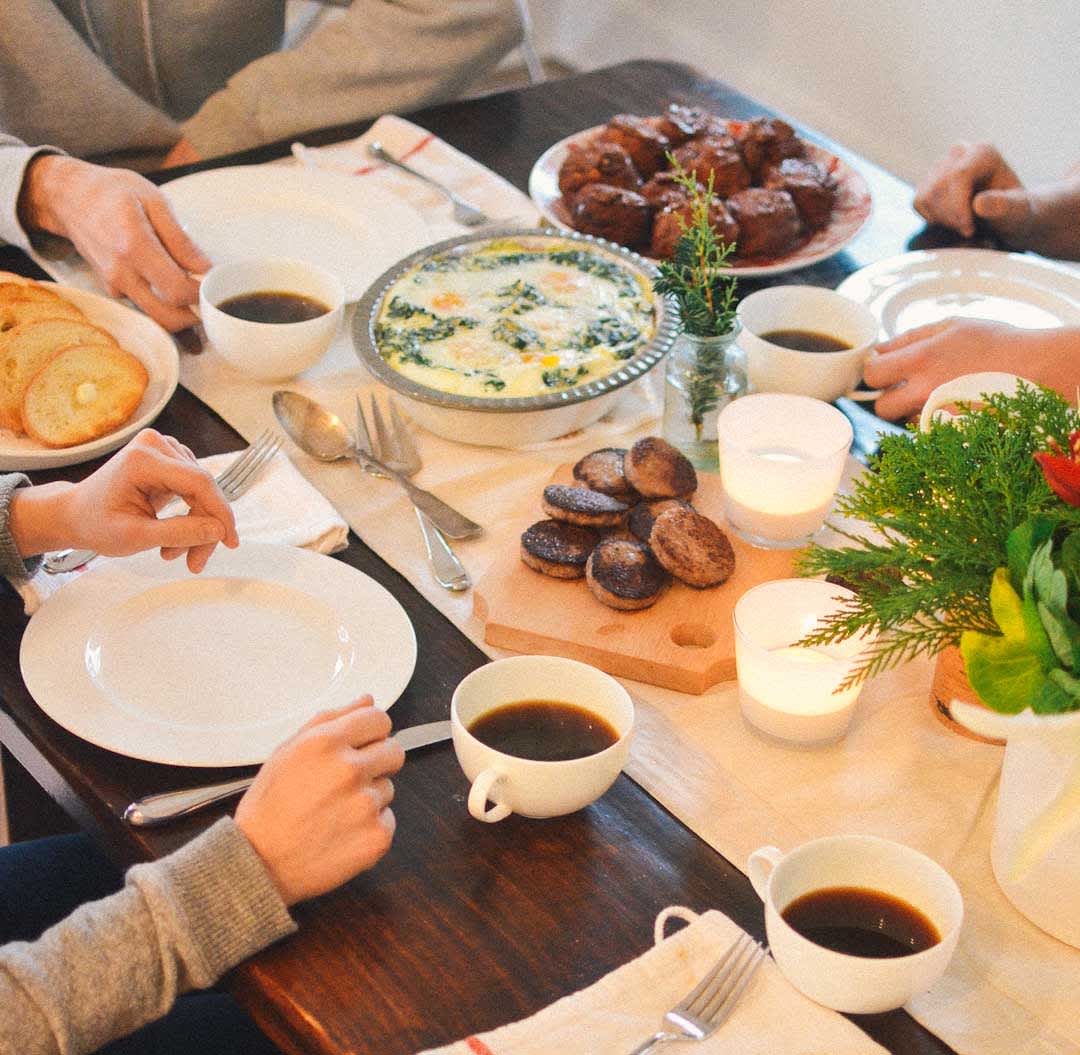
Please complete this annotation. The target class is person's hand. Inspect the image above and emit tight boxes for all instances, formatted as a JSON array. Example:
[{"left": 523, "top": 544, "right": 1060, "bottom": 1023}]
[
  {"left": 162, "top": 138, "right": 202, "bottom": 169},
  {"left": 864, "top": 318, "right": 1079, "bottom": 421},
  {"left": 11, "top": 429, "right": 239, "bottom": 571},
  {"left": 914, "top": 141, "right": 1031, "bottom": 241},
  {"left": 235, "top": 697, "right": 404, "bottom": 905},
  {"left": 18, "top": 155, "right": 210, "bottom": 331}
]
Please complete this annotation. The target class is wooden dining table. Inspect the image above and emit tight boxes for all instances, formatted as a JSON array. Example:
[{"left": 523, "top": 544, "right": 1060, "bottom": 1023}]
[{"left": 0, "top": 60, "right": 973, "bottom": 1055}]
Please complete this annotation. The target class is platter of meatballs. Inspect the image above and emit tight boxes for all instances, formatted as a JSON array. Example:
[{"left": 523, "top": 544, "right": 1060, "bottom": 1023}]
[{"left": 529, "top": 104, "right": 872, "bottom": 276}]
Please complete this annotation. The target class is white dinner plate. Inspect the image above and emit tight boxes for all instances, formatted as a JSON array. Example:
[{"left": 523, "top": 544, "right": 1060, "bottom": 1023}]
[
  {"left": 163, "top": 166, "right": 431, "bottom": 301},
  {"left": 836, "top": 248, "right": 1080, "bottom": 337},
  {"left": 20, "top": 542, "right": 417, "bottom": 767},
  {"left": 0, "top": 283, "right": 179, "bottom": 471},
  {"left": 529, "top": 123, "right": 873, "bottom": 276}
]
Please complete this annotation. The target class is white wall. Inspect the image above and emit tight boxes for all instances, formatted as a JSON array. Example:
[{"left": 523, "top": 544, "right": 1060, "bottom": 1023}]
[{"left": 531, "top": 1, "right": 1080, "bottom": 187}]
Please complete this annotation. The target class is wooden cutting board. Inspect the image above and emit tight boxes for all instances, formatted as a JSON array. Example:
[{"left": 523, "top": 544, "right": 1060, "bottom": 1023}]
[{"left": 474, "top": 467, "right": 799, "bottom": 694}]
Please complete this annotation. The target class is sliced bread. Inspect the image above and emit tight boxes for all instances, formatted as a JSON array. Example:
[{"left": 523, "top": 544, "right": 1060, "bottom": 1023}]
[{"left": 21, "top": 344, "right": 148, "bottom": 447}]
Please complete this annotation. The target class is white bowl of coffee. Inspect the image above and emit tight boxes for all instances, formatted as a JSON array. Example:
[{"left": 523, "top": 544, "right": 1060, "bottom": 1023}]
[
  {"left": 199, "top": 257, "right": 344, "bottom": 379},
  {"left": 451, "top": 655, "right": 635, "bottom": 822},
  {"left": 736, "top": 286, "right": 880, "bottom": 402}
]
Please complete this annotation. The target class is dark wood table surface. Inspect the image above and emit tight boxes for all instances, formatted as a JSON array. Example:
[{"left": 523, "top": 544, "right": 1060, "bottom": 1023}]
[{"left": 0, "top": 60, "right": 967, "bottom": 1055}]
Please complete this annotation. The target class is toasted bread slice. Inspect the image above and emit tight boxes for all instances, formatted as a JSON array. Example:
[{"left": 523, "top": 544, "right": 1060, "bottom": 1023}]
[
  {"left": 0, "top": 293, "right": 86, "bottom": 333},
  {"left": 0, "top": 318, "right": 118, "bottom": 432},
  {"left": 22, "top": 344, "right": 148, "bottom": 447}
]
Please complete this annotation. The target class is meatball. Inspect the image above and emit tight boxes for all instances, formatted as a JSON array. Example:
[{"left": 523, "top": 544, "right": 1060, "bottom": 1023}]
[
  {"left": 763, "top": 157, "right": 838, "bottom": 231},
  {"left": 558, "top": 140, "right": 642, "bottom": 198},
  {"left": 651, "top": 104, "right": 728, "bottom": 144},
  {"left": 640, "top": 171, "right": 695, "bottom": 211},
  {"left": 600, "top": 114, "right": 672, "bottom": 177},
  {"left": 650, "top": 197, "right": 739, "bottom": 259},
  {"left": 571, "top": 183, "right": 653, "bottom": 248},
  {"left": 726, "top": 188, "right": 803, "bottom": 258},
  {"left": 670, "top": 135, "right": 751, "bottom": 198},
  {"left": 734, "top": 117, "right": 806, "bottom": 179}
]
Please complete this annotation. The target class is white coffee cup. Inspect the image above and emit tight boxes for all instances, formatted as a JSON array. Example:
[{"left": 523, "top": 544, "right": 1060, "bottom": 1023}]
[
  {"left": 917, "top": 371, "right": 1025, "bottom": 433},
  {"left": 451, "top": 655, "right": 635, "bottom": 823},
  {"left": 747, "top": 835, "right": 963, "bottom": 1013},
  {"left": 737, "top": 286, "right": 881, "bottom": 402},
  {"left": 199, "top": 257, "right": 344, "bottom": 380}
]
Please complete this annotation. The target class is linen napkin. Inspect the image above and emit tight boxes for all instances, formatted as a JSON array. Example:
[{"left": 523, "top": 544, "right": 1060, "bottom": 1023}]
[
  {"left": 416, "top": 908, "right": 886, "bottom": 1055},
  {"left": 13, "top": 449, "right": 348, "bottom": 615}
]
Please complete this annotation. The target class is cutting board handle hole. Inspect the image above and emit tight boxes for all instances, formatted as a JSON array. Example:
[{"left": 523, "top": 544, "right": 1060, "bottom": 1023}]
[{"left": 670, "top": 623, "right": 717, "bottom": 650}]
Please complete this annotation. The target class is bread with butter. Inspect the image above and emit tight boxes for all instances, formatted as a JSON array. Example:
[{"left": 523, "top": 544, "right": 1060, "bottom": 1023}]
[
  {"left": 0, "top": 318, "right": 118, "bottom": 432},
  {"left": 21, "top": 344, "right": 148, "bottom": 447}
]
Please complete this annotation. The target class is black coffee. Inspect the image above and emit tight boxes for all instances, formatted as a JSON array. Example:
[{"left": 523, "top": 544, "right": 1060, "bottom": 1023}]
[
  {"left": 759, "top": 328, "right": 853, "bottom": 353},
  {"left": 468, "top": 700, "right": 619, "bottom": 761},
  {"left": 781, "top": 886, "right": 940, "bottom": 958},
  {"left": 217, "top": 290, "right": 330, "bottom": 324}
]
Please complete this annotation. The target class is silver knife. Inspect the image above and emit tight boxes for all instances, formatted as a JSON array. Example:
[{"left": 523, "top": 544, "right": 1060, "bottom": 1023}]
[{"left": 122, "top": 719, "right": 452, "bottom": 827}]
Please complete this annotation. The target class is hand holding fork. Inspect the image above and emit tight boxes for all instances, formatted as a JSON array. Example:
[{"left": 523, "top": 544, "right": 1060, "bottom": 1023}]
[{"left": 356, "top": 395, "right": 470, "bottom": 591}]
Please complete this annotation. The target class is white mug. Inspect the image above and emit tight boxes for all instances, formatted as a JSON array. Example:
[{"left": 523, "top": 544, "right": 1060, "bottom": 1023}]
[
  {"left": 451, "top": 655, "right": 635, "bottom": 823},
  {"left": 747, "top": 835, "right": 963, "bottom": 1013},
  {"left": 199, "top": 256, "right": 344, "bottom": 380},
  {"left": 917, "top": 371, "right": 1025, "bottom": 433},
  {"left": 737, "top": 286, "right": 881, "bottom": 402}
]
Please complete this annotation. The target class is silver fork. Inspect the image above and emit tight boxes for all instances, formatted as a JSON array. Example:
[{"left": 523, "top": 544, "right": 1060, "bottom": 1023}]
[
  {"left": 357, "top": 395, "right": 470, "bottom": 591},
  {"left": 42, "top": 430, "right": 283, "bottom": 573},
  {"left": 366, "top": 141, "right": 492, "bottom": 227},
  {"left": 627, "top": 933, "right": 766, "bottom": 1054}
]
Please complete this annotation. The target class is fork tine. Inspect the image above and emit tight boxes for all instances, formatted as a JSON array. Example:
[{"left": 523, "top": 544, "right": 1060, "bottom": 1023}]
[
  {"left": 678, "top": 933, "right": 748, "bottom": 1017},
  {"left": 355, "top": 395, "right": 375, "bottom": 457},
  {"left": 220, "top": 435, "right": 281, "bottom": 499},
  {"left": 216, "top": 429, "right": 272, "bottom": 491},
  {"left": 368, "top": 396, "right": 400, "bottom": 467},
  {"left": 698, "top": 940, "right": 765, "bottom": 1029},
  {"left": 387, "top": 399, "right": 422, "bottom": 476}
]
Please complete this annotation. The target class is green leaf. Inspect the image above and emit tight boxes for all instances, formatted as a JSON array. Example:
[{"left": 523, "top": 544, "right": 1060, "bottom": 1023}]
[
  {"left": 961, "top": 569, "right": 1055, "bottom": 713},
  {"left": 1007, "top": 517, "right": 1057, "bottom": 591},
  {"left": 1037, "top": 600, "right": 1077, "bottom": 668},
  {"left": 1060, "top": 531, "right": 1080, "bottom": 599},
  {"left": 1035, "top": 669, "right": 1080, "bottom": 713}
]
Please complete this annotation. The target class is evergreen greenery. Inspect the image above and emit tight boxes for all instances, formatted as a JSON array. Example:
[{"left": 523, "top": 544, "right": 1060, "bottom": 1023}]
[{"left": 795, "top": 384, "right": 1080, "bottom": 688}]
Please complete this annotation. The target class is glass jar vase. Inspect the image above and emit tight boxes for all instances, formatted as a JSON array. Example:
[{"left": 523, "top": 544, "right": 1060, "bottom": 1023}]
[{"left": 661, "top": 323, "right": 747, "bottom": 470}]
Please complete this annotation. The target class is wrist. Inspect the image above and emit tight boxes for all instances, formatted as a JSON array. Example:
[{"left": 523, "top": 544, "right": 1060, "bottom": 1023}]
[
  {"left": 17, "top": 154, "right": 79, "bottom": 238},
  {"left": 8, "top": 482, "right": 77, "bottom": 557}
]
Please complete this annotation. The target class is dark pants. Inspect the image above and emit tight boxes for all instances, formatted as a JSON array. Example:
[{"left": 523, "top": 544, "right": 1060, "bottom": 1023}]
[{"left": 0, "top": 832, "right": 281, "bottom": 1055}]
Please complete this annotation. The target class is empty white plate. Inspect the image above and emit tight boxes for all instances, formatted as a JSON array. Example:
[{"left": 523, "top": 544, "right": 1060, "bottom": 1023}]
[{"left": 20, "top": 542, "right": 417, "bottom": 766}]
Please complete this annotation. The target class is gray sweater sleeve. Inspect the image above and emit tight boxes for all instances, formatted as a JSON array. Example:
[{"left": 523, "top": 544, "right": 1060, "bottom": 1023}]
[
  {"left": 0, "top": 818, "right": 296, "bottom": 1055},
  {"left": 183, "top": 0, "right": 523, "bottom": 157},
  {"left": 0, "top": 135, "right": 56, "bottom": 253},
  {"left": 0, "top": 472, "right": 42, "bottom": 582}
]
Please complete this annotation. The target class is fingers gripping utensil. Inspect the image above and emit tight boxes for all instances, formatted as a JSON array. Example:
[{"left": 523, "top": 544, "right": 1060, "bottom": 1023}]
[
  {"left": 123, "top": 720, "right": 452, "bottom": 826},
  {"left": 272, "top": 391, "right": 482, "bottom": 540},
  {"left": 356, "top": 395, "right": 470, "bottom": 592}
]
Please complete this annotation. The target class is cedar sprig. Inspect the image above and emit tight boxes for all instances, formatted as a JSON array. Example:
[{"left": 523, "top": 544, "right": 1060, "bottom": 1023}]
[{"left": 796, "top": 384, "right": 1080, "bottom": 688}]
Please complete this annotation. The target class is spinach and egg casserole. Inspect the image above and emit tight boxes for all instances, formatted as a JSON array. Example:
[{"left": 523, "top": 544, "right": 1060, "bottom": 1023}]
[{"left": 373, "top": 236, "right": 657, "bottom": 399}]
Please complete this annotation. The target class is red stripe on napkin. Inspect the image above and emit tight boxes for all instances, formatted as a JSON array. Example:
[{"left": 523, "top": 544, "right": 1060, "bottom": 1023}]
[
  {"left": 465, "top": 1038, "right": 496, "bottom": 1055},
  {"left": 352, "top": 133, "right": 436, "bottom": 176}
]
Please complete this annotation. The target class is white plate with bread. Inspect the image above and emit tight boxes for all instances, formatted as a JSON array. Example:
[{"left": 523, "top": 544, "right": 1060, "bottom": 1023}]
[{"left": 0, "top": 274, "right": 178, "bottom": 470}]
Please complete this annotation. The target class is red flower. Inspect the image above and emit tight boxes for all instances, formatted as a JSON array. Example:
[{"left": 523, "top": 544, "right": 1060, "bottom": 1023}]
[{"left": 1035, "top": 431, "right": 1080, "bottom": 506}]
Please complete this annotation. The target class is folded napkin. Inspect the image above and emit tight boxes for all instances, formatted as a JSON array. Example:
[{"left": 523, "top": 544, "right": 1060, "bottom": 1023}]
[
  {"left": 15, "top": 450, "right": 348, "bottom": 615},
  {"left": 416, "top": 908, "right": 886, "bottom": 1055}
]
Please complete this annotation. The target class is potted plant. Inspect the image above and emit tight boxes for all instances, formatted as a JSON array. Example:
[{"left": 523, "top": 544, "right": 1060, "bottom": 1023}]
[
  {"left": 796, "top": 381, "right": 1080, "bottom": 946},
  {"left": 653, "top": 165, "right": 745, "bottom": 469}
]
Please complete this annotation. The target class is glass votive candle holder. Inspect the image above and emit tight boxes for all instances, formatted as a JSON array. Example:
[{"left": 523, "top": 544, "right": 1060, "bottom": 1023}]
[
  {"left": 733, "top": 578, "right": 872, "bottom": 744},
  {"left": 717, "top": 393, "right": 852, "bottom": 549}
]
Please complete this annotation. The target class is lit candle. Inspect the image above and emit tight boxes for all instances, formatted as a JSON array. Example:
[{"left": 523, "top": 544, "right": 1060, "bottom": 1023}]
[
  {"left": 717, "top": 394, "right": 852, "bottom": 548},
  {"left": 733, "top": 579, "right": 872, "bottom": 744}
]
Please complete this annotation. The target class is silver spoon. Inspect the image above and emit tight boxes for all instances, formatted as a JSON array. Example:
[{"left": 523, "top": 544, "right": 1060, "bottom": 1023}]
[{"left": 272, "top": 391, "right": 482, "bottom": 540}]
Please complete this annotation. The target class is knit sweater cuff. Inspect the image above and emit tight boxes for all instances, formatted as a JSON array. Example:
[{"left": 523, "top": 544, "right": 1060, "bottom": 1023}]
[
  {"left": 0, "top": 473, "right": 42, "bottom": 582},
  {"left": 141, "top": 817, "right": 296, "bottom": 982},
  {"left": 0, "top": 142, "right": 62, "bottom": 252}
]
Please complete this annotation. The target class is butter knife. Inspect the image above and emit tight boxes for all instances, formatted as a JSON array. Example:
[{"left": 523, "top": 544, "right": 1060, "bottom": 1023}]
[{"left": 122, "top": 719, "right": 452, "bottom": 827}]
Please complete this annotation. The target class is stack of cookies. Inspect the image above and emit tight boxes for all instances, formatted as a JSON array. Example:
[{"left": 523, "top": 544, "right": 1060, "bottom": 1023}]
[
  {"left": 0, "top": 276, "right": 148, "bottom": 447},
  {"left": 520, "top": 436, "right": 736, "bottom": 611}
]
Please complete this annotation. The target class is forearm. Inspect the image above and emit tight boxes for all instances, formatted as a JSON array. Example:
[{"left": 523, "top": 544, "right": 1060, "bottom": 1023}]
[
  {"left": 6, "top": 480, "right": 77, "bottom": 559},
  {"left": 0, "top": 818, "right": 295, "bottom": 1055},
  {"left": 182, "top": 0, "right": 522, "bottom": 157},
  {"left": 1015, "top": 325, "right": 1080, "bottom": 398}
]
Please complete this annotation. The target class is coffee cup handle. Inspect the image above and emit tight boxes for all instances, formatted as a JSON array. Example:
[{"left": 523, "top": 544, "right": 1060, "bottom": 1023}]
[
  {"left": 468, "top": 767, "right": 513, "bottom": 823},
  {"left": 747, "top": 845, "right": 784, "bottom": 901},
  {"left": 918, "top": 372, "right": 1025, "bottom": 433}
]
